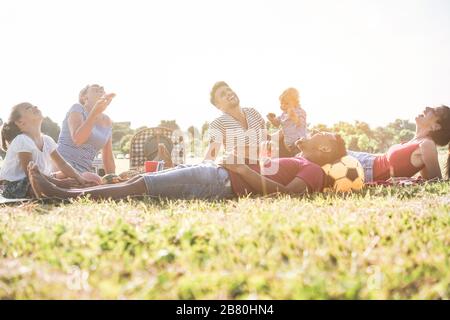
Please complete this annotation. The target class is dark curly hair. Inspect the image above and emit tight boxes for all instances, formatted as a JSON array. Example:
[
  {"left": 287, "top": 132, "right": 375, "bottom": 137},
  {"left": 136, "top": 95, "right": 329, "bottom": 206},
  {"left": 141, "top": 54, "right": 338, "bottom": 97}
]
[
  {"left": 1, "top": 103, "right": 28, "bottom": 151},
  {"left": 210, "top": 81, "right": 229, "bottom": 106},
  {"left": 328, "top": 133, "right": 347, "bottom": 164},
  {"left": 313, "top": 133, "right": 347, "bottom": 165}
]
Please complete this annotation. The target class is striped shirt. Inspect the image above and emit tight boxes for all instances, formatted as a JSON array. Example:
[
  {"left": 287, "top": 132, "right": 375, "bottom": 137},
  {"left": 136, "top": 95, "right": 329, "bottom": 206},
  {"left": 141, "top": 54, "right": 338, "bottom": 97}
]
[
  {"left": 208, "top": 107, "right": 267, "bottom": 154},
  {"left": 57, "top": 104, "right": 112, "bottom": 173}
]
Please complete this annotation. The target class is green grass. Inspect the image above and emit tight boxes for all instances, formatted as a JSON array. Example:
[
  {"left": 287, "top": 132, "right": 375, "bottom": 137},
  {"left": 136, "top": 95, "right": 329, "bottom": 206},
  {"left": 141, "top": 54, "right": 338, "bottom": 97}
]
[{"left": 1, "top": 183, "right": 449, "bottom": 299}]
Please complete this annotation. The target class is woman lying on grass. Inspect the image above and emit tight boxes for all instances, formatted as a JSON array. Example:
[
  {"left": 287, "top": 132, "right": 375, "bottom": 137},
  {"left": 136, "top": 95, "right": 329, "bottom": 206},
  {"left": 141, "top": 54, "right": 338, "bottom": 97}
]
[
  {"left": 348, "top": 105, "right": 450, "bottom": 182},
  {"left": 0, "top": 103, "right": 99, "bottom": 199},
  {"left": 27, "top": 132, "right": 347, "bottom": 201}
]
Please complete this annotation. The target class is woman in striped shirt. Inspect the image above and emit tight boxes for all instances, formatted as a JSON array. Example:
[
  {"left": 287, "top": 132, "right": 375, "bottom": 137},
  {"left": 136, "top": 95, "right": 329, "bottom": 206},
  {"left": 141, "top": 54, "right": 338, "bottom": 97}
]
[{"left": 205, "top": 81, "right": 267, "bottom": 161}]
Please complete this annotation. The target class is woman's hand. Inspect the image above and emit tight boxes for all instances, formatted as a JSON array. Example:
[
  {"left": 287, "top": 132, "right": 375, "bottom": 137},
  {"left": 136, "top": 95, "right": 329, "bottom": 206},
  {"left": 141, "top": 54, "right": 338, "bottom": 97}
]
[
  {"left": 92, "top": 93, "right": 116, "bottom": 117},
  {"left": 75, "top": 175, "right": 99, "bottom": 187}
]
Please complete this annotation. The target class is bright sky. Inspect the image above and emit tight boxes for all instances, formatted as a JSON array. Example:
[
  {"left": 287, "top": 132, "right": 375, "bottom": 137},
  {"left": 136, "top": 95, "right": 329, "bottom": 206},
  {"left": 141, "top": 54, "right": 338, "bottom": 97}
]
[{"left": 1, "top": 0, "right": 449, "bottom": 131}]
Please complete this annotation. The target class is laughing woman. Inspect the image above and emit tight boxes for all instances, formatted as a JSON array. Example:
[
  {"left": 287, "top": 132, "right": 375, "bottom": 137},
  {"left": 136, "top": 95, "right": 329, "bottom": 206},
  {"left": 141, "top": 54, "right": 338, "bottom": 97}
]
[
  {"left": 348, "top": 105, "right": 450, "bottom": 182},
  {"left": 0, "top": 103, "right": 93, "bottom": 198},
  {"left": 56, "top": 84, "right": 116, "bottom": 182}
]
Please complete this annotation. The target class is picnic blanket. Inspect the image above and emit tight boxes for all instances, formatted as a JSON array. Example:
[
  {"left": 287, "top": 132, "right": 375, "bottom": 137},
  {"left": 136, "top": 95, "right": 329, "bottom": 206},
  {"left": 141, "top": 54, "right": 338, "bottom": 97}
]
[
  {"left": 0, "top": 185, "right": 29, "bottom": 204},
  {"left": 0, "top": 194, "right": 30, "bottom": 204}
]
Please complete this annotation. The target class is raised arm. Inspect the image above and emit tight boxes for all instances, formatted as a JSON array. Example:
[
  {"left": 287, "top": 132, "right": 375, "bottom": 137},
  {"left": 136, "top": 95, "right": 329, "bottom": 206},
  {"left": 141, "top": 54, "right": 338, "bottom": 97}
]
[
  {"left": 68, "top": 94, "right": 115, "bottom": 146},
  {"left": 67, "top": 111, "right": 97, "bottom": 146},
  {"left": 102, "top": 136, "right": 116, "bottom": 174},
  {"left": 419, "top": 139, "right": 442, "bottom": 180}
]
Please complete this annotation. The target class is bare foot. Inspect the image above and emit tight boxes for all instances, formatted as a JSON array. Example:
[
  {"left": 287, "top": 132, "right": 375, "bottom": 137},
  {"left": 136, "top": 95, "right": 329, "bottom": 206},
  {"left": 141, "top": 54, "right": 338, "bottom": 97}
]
[
  {"left": 28, "top": 164, "right": 77, "bottom": 199},
  {"left": 155, "top": 143, "right": 174, "bottom": 168},
  {"left": 28, "top": 162, "right": 44, "bottom": 198}
]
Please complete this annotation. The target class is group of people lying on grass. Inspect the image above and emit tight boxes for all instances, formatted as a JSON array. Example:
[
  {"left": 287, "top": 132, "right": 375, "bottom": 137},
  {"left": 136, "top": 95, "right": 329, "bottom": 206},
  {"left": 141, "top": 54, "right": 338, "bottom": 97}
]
[{"left": 0, "top": 81, "right": 449, "bottom": 201}]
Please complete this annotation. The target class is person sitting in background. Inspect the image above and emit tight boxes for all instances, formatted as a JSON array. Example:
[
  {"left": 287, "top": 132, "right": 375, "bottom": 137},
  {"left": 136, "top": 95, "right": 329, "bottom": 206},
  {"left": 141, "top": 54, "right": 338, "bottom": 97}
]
[
  {"left": 26, "top": 132, "right": 347, "bottom": 201},
  {"left": 267, "top": 87, "right": 307, "bottom": 157},
  {"left": 348, "top": 105, "right": 450, "bottom": 182},
  {"left": 205, "top": 81, "right": 267, "bottom": 161},
  {"left": 0, "top": 103, "right": 95, "bottom": 199},
  {"left": 56, "top": 84, "right": 116, "bottom": 181}
]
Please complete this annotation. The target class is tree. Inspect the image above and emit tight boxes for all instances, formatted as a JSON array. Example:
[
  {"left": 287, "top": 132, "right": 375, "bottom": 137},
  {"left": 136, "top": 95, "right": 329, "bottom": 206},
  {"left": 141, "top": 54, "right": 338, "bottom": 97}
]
[
  {"left": 310, "top": 123, "right": 332, "bottom": 134},
  {"left": 309, "top": 120, "right": 415, "bottom": 153},
  {"left": 357, "top": 134, "right": 377, "bottom": 152},
  {"left": 120, "top": 134, "right": 133, "bottom": 154},
  {"left": 134, "top": 126, "right": 148, "bottom": 133},
  {"left": 112, "top": 122, "right": 134, "bottom": 146},
  {"left": 397, "top": 129, "right": 415, "bottom": 143},
  {"left": 41, "top": 117, "right": 61, "bottom": 142},
  {"left": 373, "top": 126, "right": 394, "bottom": 152},
  {"left": 332, "top": 121, "right": 356, "bottom": 136},
  {"left": 187, "top": 125, "right": 201, "bottom": 154},
  {"left": 187, "top": 126, "right": 200, "bottom": 139},
  {"left": 201, "top": 121, "right": 209, "bottom": 138},
  {"left": 158, "top": 120, "right": 180, "bottom": 131},
  {"left": 387, "top": 119, "right": 415, "bottom": 132},
  {"left": 354, "top": 121, "right": 374, "bottom": 138}
]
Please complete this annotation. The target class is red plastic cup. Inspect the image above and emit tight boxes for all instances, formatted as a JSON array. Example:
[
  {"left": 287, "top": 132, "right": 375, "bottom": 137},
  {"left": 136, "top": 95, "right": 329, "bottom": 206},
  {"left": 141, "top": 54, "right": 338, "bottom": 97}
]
[{"left": 145, "top": 161, "right": 161, "bottom": 173}]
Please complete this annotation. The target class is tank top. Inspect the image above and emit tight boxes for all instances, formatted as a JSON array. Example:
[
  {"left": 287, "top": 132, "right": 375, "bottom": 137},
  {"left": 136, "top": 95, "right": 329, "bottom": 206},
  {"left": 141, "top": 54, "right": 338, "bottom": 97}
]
[
  {"left": 57, "top": 104, "right": 112, "bottom": 173},
  {"left": 373, "top": 142, "right": 424, "bottom": 181}
]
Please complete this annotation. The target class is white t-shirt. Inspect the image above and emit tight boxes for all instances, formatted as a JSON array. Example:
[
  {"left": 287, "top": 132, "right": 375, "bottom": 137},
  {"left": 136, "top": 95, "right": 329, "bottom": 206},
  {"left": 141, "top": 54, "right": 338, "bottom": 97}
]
[{"left": 0, "top": 134, "right": 58, "bottom": 181}]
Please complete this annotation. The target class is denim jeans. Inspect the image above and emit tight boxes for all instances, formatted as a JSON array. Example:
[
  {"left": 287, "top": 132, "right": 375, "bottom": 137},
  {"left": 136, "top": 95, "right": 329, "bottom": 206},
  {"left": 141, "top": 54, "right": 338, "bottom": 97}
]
[
  {"left": 347, "top": 150, "right": 377, "bottom": 183},
  {"left": 141, "top": 161, "right": 234, "bottom": 200}
]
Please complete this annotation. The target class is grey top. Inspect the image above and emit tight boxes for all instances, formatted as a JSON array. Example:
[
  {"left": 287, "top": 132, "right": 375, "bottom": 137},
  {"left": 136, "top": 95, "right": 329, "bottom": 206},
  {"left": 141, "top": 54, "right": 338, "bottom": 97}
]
[
  {"left": 277, "top": 107, "right": 307, "bottom": 146},
  {"left": 57, "top": 104, "right": 112, "bottom": 173}
]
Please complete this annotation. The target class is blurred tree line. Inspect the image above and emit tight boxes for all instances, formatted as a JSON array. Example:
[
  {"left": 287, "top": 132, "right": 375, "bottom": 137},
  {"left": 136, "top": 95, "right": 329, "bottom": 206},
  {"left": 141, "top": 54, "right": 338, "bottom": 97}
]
[
  {"left": 0, "top": 116, "right": 416, "bottom": 159},
  {"left": 183, "top": 119, "right": 416, "bottom": 155},
  {"left": 309, "top": 119, "right": 415, "bottom": 153},
  {"left": 112, "top": 118, "right": 415, "bottom": 155},
  {"left": 111, "top": 120, "right": 182, "bottom": 155},
  {"left": 49, "top": 117, "right": 418, "bottom": 155}
]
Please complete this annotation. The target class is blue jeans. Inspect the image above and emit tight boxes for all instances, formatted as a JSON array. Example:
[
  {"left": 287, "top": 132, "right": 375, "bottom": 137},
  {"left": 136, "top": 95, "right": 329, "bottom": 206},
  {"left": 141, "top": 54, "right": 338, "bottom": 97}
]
[
  {"left": 347, "top": 150, "right": 377, "bottom": 183},
  {"left": 141, "top": 161, "right": 234, "bottom": 200}
]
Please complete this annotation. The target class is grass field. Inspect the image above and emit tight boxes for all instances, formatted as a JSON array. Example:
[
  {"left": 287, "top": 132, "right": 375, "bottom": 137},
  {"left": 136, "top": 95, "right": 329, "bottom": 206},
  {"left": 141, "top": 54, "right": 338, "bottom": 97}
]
[
  {"left": 1, "top": 183, "right": 449, "bottom": 299},
  {"left": 0, "top": 153, "right": 449, "bottom": 299}
]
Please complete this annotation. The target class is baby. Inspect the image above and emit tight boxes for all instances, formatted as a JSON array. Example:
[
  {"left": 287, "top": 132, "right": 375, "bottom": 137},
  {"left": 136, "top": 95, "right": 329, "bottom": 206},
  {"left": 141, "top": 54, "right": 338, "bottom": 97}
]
[{"left": 267, "top": 88, "right": 307, "bottom": 156}]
